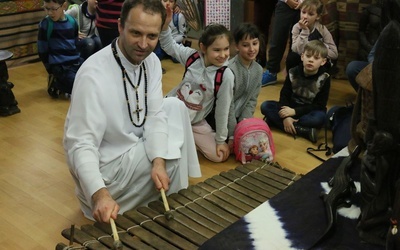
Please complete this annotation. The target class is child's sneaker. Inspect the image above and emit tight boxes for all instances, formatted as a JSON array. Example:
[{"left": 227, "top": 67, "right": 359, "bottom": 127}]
[{"left": 261, "top": 70, "right": 277, "bottom": 87}]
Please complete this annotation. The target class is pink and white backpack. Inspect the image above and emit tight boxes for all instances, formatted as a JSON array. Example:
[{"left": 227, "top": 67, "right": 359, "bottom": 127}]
[{"left": 233, "top": 118, "right": 275, "bottom": 164}]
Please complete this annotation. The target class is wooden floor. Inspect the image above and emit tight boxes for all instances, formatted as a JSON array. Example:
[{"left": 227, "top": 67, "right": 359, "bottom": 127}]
[{"left": 0, "top": 58, "right": 355, "bottom": 248}]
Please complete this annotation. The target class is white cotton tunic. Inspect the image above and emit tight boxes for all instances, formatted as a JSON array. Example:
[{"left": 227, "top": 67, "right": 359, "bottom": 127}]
[{"left": 63, "top": 41, "right": 201, "bottom": 219}]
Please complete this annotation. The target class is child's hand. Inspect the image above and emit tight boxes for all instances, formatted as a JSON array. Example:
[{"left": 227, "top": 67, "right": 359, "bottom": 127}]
[
  {"left": 278, "top": 106, "right": 295, "bottom": 119},
  {"left": 283, "top": 117, "right": 298, "bottom": 135},
  {"left": 78, "top": 32, "right": 86, "bottom": 40},
  {"left": 173, "top": 5, "right": 181, "bottom": 14},
  {"left": 298, "top": 18, "right": 309, "bottom": 30},
  {"left": 162, "top": 3, "right": 173, "bottom": 31},
  {"left": 216, "top": 143, "right": 230, "bottom": 162}
]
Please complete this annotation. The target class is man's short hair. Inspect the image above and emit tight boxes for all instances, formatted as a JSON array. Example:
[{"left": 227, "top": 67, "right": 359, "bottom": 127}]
[
  {"left": 304, "top": 40, "right": 328, "bottom": 58},
  {"left": 120, "top": 0, "right": 166, "bottom": 29}
]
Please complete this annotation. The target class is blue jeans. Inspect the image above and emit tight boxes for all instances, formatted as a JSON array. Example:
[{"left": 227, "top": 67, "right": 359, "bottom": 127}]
[
  {"left": 260, "top": 100, "right": 326, "bottom": 131},
  {"left": 50, "top": 58, "right": 83, "bottom": 94},
  {"left": 77, "top": 35, "right": 102, "bottom": 60},
  {"left": 154, "top": 41, "right": 181, "bottom": 62},
  {"left": 346, "top": 60, "right": 369, "bottom": 91},
  {"left": 266, "top": 1, "right": 300, "bottom": 73},
  {"left": 154, "top": 42, "right": 168, "bottom": 60}
]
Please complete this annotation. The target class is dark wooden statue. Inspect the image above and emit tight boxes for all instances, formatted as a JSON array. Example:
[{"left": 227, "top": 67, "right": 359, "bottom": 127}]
[
  {"left": 0, "top": 50, "right": 20, "bottom": 116},
  {"left": 356, "top": 0, "right": 400, "bottom": 245}
]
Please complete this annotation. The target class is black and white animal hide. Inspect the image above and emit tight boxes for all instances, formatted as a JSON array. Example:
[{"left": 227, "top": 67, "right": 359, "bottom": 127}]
[{"left": 200, "top": 151, "right": 385, "bottom": 250}]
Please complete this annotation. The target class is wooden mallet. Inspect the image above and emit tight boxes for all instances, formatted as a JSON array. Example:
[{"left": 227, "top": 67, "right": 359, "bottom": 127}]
[
  {"left": 110, "top": 218, "right": 123, "bottom": 250},
  {"left": 160, "top": 188, "right": 174, "bottom": 220}
]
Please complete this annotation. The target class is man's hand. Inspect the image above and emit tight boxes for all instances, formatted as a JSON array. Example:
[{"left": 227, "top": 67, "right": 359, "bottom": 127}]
[
  {"left": 91, "top": 188, "right": 119, "bottom": 223},
  {"left": 283, "top": 117, "right": 298, "bottom": 135},
  {"left": 216, "top": 143, "right": 230, "bottom": 162},
  {"left": 151, "top": 157, "right": 170, "bottom": 191}
]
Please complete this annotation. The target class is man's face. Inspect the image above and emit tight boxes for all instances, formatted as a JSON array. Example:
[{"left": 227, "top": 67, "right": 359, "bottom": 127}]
[{"left": 118, "top": 5, "right": 162, "bottom": 65}]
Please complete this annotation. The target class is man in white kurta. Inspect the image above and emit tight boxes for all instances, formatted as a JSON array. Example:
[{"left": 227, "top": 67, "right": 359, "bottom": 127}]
[{"left": 63, "top": 0, "right": 201, "bottom": 222}]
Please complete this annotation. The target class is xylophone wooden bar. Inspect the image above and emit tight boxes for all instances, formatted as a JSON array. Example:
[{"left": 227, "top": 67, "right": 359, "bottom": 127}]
[
  {"left": 113, "top": 214, "right": 178, "bottom": 249},
  {"left": 195, "top": 182, "right": 255, "bottom": 212},
  {"left": 147, "top": 200, "right": 216, "bottom": 239},
  {"left": 156, "top": 196, "right": 225, "bottom": 233},
  {"left": 168, "top": 192, "right": 232, "bottom": 228},
  {"left": 189, "top": 184, "right": 249, "bottom": 216},
  {"left": 210, "top": 174, "right": 269, "bottom": 203},
  {"left": 220, "top": 171, "right": 275, "bottom": 198},
  {"left": 236, "top": 166, "right": 291, "bottom": 191},
  {"left": 61, "top": 227, "right": 110, "bottom": 249},
  {"left": 203, "top": 177, "right": 261, "bottom": 208},
  {"left": 178, "top": 188, "right": 240, "bottom": 223},
  {"left": 92, "top": 222, "right": 152, "bottom": 250},
  {"left": 137, "top": 206, "right": 208, "bottom": 246}
]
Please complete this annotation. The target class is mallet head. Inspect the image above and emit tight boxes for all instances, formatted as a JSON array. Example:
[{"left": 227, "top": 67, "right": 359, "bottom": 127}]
[
  {"left": 164, "top": 210, "right": 174, "bottom": 220},
  {"left": 112, "top": 239, "right": 123, "bottom": 250}
]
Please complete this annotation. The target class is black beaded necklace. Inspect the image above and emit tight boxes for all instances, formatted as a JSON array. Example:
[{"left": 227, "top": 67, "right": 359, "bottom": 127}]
[{"left": 111, "top": 39, "right": 148, "bottom": 127}]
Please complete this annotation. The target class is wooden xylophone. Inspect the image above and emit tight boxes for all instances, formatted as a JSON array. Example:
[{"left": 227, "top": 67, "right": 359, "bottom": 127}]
[{"left": 56, "top": 160, "right": 301, "bottom": 250}]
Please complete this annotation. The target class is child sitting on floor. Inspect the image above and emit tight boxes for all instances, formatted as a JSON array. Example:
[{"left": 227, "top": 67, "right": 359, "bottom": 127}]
[
  {"left": 260, "top": 40, "right": 331, "bottom": 143},
  {"left": 161, "top": 4, "right": 234, "bottom": 163},
  {"left": 227, "top": 22, "right": 263, "bottom": 152},
  {"left": 66, "top": 0, "right": 102, "bottom": 60}
]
